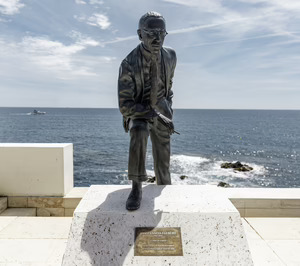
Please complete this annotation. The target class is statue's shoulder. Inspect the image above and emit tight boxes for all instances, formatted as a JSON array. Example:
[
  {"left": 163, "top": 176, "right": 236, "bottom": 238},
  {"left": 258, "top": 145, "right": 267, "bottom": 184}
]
[
  {"left": 162, "top": 46, "right": 176, "bottom": 57},
  {"left": 162, "top": 46, "right": 176, "bottom": 63},
  {"left": 123, "top": 45, "right": 140, "bottom": 65}
]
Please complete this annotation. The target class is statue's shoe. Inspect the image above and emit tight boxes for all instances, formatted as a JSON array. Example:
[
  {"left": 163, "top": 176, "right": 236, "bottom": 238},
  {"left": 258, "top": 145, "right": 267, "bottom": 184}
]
[{"left": 126, "top": 190, "right": 142, "bottom": 211}]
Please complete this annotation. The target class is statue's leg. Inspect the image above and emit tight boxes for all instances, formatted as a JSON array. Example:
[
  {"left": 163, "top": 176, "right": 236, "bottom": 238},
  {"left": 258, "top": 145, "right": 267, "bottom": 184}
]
[
  {"left": 150, "top": 119, "right": 171, "bottom": 185},
  {"left": 126, "top": 119, "right": 149, "bottom": 210}
]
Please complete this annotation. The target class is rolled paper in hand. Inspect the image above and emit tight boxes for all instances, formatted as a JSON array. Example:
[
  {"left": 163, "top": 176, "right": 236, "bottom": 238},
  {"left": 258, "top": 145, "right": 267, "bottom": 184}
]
[{"left": 155, "top": 110, "right": 180, "bottom": 135}]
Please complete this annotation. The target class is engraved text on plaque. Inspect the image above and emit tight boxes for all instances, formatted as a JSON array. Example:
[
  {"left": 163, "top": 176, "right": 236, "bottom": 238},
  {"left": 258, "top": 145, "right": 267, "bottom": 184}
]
[{"left": 134, "top": 227, "right": 183, "bottom": 256}]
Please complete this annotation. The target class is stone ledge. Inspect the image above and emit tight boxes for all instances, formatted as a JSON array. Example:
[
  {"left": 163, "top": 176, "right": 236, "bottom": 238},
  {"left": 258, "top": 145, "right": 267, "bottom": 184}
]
[
  {"left": 28, "top": 197, "right": 64, "bottom": 208},
  {"left": 3, "top": 189, "right": 84, "bottom": 217},
  {"left": 7, "top": 196, "right": 81, "bottom": 209},
  {"left": 37, "top": 208, "right": 64, "bottom": 217},
  {"left": 64, "top": 208, "right": 75, "bottom": 217},
  {"left": 230, "top": 198, "right": 300, "bottom": 208},
  {"left": 2, "top": 187, "right": 300, "bottom": 217},
  {"left": 225, "top": 188, "right": 300, "bottom": 217},
  {"left": 8, "top": 197, "right": 28, "bottom": 208},
  {"left": 0, "top": 197, "right": 7, "bottom": 214},
  {"left": 224, "top": 187, "right": 300, "bottom": 199},
  {"left": 244, "top": 208, "right": 300, "bottom": 217},
  {"left": 0, "top": 208, "right": 36, "bottom": 216}
]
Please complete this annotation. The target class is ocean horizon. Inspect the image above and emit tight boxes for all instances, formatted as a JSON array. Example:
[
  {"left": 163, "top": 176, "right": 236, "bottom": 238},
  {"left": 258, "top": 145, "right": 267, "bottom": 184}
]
[{"left": 0, "top": 107, "right": 299, "bottom": 188}]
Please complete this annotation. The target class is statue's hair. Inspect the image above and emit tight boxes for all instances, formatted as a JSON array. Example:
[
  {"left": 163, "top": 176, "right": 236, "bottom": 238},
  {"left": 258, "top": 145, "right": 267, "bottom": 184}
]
[{"left": 138, "top": 11, "right": 165, "bottom": 29}]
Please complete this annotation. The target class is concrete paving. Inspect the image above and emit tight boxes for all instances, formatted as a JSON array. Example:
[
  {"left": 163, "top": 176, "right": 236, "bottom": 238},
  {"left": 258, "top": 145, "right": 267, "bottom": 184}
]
[
  {"left": 0, "top": 215, "right": 299, "bottom": 265},
  {"left": 244, "top": 218, "right": 300, "bottom": 266}
]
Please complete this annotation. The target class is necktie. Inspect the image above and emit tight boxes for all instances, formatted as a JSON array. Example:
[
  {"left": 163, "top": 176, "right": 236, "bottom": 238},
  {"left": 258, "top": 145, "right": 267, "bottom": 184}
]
[{"left": 150, "top": 58, "right": 159, "bottom": 108}]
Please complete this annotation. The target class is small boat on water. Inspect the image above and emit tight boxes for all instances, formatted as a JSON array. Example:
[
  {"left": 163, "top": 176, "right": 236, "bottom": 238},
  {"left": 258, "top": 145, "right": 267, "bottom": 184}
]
[{"left": 31, "top": 109, "right": 46, "bottom": 115}]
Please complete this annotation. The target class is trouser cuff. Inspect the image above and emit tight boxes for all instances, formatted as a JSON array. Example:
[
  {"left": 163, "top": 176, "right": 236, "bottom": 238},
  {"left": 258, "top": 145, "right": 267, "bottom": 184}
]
[{"left": 128, "top": 174, "right": 148, "bottom": 182}]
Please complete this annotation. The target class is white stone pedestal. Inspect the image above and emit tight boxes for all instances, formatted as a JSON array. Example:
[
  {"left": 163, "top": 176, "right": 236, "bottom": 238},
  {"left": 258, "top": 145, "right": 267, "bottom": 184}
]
[
  {"left": 0, "top": 143, "right": 73, "bottom": 196},
  {"left": 62, "top": 185, "right": 253, "bottom": 265}
]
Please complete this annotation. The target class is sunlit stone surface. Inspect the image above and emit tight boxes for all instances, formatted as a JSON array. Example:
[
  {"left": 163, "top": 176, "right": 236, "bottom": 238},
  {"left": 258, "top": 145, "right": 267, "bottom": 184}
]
[
  {"left": 0, "top": 143, "right": 73, "bottom": 197},
  {"left": 62, "top": 185, "right": 253, "bottom": 265}
]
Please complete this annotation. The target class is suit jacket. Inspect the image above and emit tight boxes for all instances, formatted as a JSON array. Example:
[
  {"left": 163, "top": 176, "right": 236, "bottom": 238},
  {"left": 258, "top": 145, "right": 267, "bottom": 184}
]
[{"left": 118, "top": 44, "right": 177, "bottom": 125}]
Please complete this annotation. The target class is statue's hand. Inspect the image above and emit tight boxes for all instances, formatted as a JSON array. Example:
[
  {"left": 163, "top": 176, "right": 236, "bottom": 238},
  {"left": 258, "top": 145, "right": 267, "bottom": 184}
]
[{"left": 157, "top": 112, "right": 175, "bottom": 134}]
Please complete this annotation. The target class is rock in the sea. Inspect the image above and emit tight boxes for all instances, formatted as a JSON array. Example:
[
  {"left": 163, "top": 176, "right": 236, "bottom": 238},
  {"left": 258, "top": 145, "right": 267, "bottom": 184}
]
[
  {"left": 221, "top": 161, "right": 253, "bottom": 172},
  {"left": 146, "top": 176, "right": 156, "bottom": 183},
  {"left": 179, "top": 175, "right": 188, "bottom": 180},
  {"left": 217, "top": 181, "right": 231, "bottom": 187}
]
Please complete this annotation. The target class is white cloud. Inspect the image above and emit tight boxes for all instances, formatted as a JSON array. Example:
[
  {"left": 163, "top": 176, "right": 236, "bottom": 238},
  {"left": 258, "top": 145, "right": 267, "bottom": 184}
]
[
  {"left": 103, "top": 35, "right": 137, "bottom": 45},
  {"left": 163, "top": 0, "right": 221, "bottom": 10},
  {"left": 87, "top": 13, "right": 111, "bottom": 29},
  {"left": 74, "top": 0, "right": 86, "bottom": 5},
  {"left": 1, "top": 0, "right": 300, "bottom": 108},
  {"left": 190, "top": 31, "right": 299, "bottom": 47},
  {"left": 0, "top": 33, "right": 119, "bottom": 108},
  {"left": 22, "top": 37, "right": 83, "bottom": 56},
  {"left": 237, "top": 0, "right": 300, "bottom": 10},
  {"left": 69, "top": 27, "right": 136, "bottom": 47},
  {"left": 169, "top": 17, "right": 256, "bottom": 35},
  {"left": 74, "top": 15, "right": 85, "bottom": 22},
  {"left": 79, "top": 37, "right": 100, "bottom": 47},
  {"left": 164, "top": 0, "right": 300, "bottom": 36},
  {"left": 162, "top": 0, "right": 300, "bottom": 60},
  {"left": 0, "top": 34, "right": 113, "bottom": 78},
  {"left": 69, "top": 30, "right": 101, "bottom": 46},
  {"left": 21, "top": 37, "right": 89, "bottom": 74},
  {"left": 0, "top": 0, "right": 24, "bottom": 15},
  {"left": 164, "top": 0, "right": 241, "bottom": 23},
  {"left": 89, "top": 0, "right": 104, "bottom": 5},
  {"left": 74, "top": 13, "right": 111, "bottom": 30}
]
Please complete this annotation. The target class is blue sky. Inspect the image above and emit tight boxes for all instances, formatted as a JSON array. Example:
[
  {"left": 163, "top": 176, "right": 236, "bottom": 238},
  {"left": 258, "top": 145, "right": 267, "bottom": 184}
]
[{"left": 0, "top": 0, "right": 299, "bottom": 109}]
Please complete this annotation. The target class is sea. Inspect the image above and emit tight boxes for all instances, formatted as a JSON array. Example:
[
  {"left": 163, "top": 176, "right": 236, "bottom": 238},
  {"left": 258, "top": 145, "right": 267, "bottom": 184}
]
[{"left": 0, "top": 107, "right": 299, "bottom": 188}]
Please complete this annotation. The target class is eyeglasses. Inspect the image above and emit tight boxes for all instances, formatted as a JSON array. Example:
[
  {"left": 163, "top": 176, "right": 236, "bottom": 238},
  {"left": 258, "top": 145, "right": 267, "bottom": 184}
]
[{"left": 142, "top": 29, "right": 168, "bottom": 37}]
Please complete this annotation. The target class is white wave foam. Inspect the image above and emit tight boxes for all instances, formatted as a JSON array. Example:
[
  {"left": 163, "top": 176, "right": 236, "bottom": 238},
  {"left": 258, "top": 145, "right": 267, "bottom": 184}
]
[
  {"left": 171, "top": 154, "right": 209, "bottom": 164},
  {"left": 146, "top": 154, "right": 267, "bottom": 186},
  {"left": 170, "top": 155, "right": 211, "bottom": 185},
  {"left": 10, "top": 113, "right": 32, "bottom": 116}
]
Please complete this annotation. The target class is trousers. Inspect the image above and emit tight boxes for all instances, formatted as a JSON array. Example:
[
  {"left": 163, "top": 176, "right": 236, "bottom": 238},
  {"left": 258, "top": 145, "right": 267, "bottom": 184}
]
[{"left": 128, "top": 117, "right": 171, "bottom": 185}]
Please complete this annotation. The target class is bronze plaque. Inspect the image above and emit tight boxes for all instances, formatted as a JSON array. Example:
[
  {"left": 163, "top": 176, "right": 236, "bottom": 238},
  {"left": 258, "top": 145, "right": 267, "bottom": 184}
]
[{"left": 134, "top": 227, "right": 183, "bottom": 256}]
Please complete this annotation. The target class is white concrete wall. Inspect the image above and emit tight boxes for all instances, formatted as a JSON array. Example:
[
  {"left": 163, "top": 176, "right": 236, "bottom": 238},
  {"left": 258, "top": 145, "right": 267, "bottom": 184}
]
[{"left": 0, "top": 144, "right": 74, "bottom": 197}]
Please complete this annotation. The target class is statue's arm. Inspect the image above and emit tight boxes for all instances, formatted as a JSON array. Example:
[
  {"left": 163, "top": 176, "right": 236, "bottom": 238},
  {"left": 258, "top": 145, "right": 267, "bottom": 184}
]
[
  {"left": 167, "top": 50, "right": 177, "bottom": 108},
  {"left": 118, "top": 60, "right": 136, "bottom": 118},
  {"left": 118, "top": 60, "right": 155, "bottom": 119},
  {"left": 159, "top": 50, "right": 176, "bottom": 119}
]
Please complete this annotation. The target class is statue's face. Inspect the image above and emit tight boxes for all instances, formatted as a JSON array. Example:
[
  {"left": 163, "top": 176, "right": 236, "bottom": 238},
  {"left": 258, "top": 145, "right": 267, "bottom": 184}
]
[{"left": 138, "top": 17, "right": 167, "bottom": 54}]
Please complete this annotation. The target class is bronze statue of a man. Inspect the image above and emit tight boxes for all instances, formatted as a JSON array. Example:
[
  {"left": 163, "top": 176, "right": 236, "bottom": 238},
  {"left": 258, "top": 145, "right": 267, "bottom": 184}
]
[{"left": 118, "top": 11, "right": 177, "bottom": 210}]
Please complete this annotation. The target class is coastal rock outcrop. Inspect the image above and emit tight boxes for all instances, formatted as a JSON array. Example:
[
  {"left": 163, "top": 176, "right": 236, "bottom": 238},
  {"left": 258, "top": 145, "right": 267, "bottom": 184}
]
[
  {"left": 221, "top": 161, "right": 253, "bottom": 172},
  {"left": 146, "top": 176, "right": 156, "bottom": 183},
  {"left": 217, "top": 181, "right": 231, "bottom": 187},
  {"left": 179, "top": 175, "right": 188, "bottom": 180}
]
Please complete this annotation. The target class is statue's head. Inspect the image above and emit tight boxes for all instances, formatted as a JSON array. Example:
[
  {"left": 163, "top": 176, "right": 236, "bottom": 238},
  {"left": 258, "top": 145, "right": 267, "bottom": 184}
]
[{"left": 137, "top": 11, "right": 167, "bottom": 54}]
